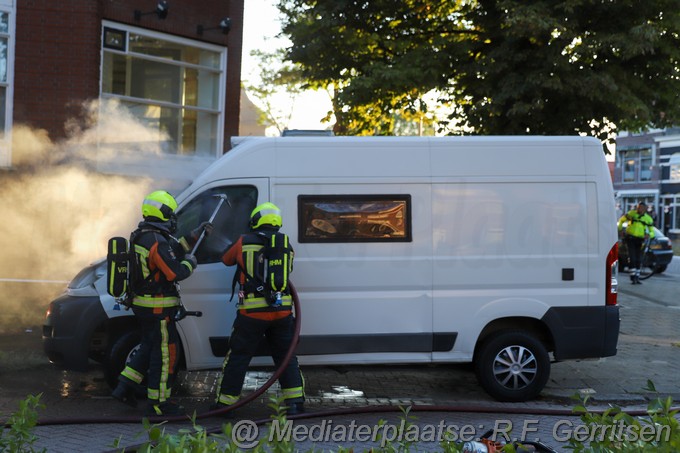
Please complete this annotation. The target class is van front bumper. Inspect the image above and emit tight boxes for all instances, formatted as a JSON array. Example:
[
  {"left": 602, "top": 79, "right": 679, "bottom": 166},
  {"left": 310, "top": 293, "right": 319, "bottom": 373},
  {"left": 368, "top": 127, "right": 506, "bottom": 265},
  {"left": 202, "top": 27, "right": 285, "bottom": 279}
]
[{"left": 42, "top": 294, "right": 108, "bottom": 371}]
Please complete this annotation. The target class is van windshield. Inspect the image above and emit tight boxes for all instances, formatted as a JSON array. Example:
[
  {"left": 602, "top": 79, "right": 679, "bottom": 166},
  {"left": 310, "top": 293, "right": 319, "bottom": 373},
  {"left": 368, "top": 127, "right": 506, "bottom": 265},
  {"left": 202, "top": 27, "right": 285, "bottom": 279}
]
[{"left": 175, "top": 186, "right": 258, "bottom": 263}]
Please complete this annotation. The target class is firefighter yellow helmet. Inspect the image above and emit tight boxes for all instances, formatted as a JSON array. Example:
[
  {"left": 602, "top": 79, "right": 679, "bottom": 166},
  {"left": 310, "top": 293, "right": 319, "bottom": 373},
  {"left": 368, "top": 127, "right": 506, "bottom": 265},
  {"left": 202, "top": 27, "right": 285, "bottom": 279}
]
[
  {"left": 142, "top": 190, "right": 178, "bottom": 221},
  {"left": 250, "top": 202, "right": 282, "bottom": 230}
]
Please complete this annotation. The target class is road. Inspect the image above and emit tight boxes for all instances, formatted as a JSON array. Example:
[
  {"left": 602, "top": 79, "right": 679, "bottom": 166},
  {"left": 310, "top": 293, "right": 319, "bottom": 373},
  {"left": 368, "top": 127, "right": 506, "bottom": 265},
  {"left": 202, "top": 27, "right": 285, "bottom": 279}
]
[{"left": 0, "top": 258, "right": 678, "bottom": 451}]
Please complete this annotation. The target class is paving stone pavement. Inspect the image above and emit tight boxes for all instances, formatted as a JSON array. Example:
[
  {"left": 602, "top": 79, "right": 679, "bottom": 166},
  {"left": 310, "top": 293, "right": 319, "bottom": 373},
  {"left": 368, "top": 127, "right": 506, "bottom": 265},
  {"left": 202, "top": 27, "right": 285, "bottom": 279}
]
[{"left": 3, "top": 258, "right": 679, "bottom": 452}]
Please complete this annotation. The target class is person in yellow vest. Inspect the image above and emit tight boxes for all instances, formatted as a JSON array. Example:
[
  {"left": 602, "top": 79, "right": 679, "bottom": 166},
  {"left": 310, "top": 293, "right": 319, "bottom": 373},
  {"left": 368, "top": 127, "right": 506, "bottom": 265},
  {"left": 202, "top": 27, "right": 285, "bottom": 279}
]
[
  {"left": 212, "top": 202, "right": 304, "bottom": 415},
  {"left": 618, "top": 202, "right": 655, "bottom": 285}
]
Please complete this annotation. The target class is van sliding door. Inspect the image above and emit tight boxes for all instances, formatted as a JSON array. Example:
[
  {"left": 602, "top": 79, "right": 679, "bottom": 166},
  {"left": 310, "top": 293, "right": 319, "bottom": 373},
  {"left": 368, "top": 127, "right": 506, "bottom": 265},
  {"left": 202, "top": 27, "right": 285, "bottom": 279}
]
[{"left": 282, "top": 184, "right": 434, "bottom": 364}]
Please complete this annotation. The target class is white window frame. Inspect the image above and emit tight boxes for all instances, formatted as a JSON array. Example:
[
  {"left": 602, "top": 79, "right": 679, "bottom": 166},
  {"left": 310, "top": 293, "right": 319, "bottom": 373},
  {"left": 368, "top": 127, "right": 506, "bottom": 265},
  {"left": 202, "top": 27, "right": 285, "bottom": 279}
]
[
  {"left": 0, "top": 1, "right": 15, "bottom": 168},
  {"left": 100, "top": 20, "right": 227, "bottom": 158},
  {"left": 660, "top": 194, "right": 680, "bottom": 234},
  {"left": 618, "top": 147, "right": 654, "bottom": 184},
  {"left": 668, "top": 153, "right": 680, "bottom": 182}
]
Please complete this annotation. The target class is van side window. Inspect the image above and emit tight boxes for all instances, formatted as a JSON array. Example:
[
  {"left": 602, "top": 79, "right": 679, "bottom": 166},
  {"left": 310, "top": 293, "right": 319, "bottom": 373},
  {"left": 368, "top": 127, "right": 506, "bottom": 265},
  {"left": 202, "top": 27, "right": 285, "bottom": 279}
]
[
  {"left": 298, "top": 195, "right": 412, "bottom": 243},
  {"left": 176, "top": 186, "right": 258, "bottom": 263}
]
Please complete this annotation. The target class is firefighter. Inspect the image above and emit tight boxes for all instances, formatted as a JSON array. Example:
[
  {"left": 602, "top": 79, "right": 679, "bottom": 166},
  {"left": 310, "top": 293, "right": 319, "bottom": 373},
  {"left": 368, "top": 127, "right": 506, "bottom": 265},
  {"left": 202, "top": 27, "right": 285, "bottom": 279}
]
[
  {"left": 111, "top": 190, "right": 210, "bottom": 416},
  {"left": 618, "top": 202, "right": 655, "bottom": 285},
  {"left": 212, "top": 202, "right": 305, "bottom": 415}
]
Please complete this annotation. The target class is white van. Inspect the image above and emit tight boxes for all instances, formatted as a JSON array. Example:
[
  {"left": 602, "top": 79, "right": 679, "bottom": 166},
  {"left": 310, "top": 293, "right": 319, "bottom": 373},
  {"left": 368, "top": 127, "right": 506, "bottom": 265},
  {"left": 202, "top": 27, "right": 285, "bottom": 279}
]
[{"left": 43, "top": 136, "right": 620, "bottom": 402}]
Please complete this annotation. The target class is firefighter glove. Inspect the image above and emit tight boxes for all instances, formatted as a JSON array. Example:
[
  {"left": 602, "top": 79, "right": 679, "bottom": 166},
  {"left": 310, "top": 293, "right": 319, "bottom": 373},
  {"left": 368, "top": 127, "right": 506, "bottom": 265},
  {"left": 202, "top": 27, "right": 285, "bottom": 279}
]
[
  {"left": 191, "top": 221, "right": 213, "bottom": 241},
  {"left": 184, "top": 254, "right": 198, "bottom": 270}
]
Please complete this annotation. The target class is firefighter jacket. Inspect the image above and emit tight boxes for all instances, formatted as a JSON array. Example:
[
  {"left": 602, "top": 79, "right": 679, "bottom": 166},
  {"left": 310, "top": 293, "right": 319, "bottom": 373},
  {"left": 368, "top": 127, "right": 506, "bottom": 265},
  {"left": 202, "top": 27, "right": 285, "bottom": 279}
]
[
  {"left": 618, "top": 210, "right": 655, "bottom": 240},
  {"left": 130, "top": 220, "right": 196, "bottom": 308},
  {"left": 221, "top": 229, "right": 294, "bottom": 319}
]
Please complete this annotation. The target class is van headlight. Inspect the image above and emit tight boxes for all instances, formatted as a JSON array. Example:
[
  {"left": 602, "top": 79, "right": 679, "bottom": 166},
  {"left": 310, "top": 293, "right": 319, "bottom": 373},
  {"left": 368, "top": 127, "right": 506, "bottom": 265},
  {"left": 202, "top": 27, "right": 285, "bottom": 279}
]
[{"left": 68, "top": 260, "right": 106, "bottom": 289}]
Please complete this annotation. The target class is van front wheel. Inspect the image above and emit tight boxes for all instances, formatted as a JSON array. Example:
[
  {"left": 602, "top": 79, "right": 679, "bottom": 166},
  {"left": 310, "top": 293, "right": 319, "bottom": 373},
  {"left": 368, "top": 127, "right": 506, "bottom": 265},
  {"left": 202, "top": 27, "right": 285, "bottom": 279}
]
[
  {"left": 105, "top": 330, "right": 143, "bottom": 391},
  {"left": 475, "top": 330, "right": 550, "bottom": 402}
]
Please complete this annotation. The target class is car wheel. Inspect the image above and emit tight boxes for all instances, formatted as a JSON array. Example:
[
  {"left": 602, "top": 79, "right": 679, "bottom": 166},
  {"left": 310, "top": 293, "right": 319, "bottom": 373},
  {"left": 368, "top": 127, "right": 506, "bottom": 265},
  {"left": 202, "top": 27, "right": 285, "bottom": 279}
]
[
  {"left": 475, "top": 330, "right": 550, "bottom": 402},
  {"left": 105, "top": 330, "right": 145, "bottom": 395},
  {"left": 655, "top": 265, "right": 667, "bottom": 273}
]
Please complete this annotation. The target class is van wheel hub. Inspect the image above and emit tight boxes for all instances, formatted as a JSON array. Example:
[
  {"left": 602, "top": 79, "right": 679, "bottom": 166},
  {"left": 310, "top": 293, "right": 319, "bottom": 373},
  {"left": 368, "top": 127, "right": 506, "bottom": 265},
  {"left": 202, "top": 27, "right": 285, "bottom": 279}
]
[{"left": 493, "top": 345, "right": 537, "bottom": 390}]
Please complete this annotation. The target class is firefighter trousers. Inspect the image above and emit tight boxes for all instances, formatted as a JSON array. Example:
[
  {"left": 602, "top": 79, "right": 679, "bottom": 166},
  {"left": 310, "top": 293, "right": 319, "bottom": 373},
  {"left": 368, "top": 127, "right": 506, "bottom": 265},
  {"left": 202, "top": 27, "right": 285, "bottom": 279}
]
[
  {"left": 119, "top": 305, "right": 180, "bottom": 404},
  {"left": 216, "top": 312, "right": 304, "bottom": 406}
]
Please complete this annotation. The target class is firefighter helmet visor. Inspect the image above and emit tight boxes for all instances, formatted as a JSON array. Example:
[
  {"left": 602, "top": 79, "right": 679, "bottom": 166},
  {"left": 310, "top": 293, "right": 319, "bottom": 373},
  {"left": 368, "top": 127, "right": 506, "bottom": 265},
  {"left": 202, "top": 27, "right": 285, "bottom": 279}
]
[
  {"left": 250, "top": 202, "right": 282, "bottom": 229},
  {"left": 142, "top": 190, "right": 178, "bottom": 221}
]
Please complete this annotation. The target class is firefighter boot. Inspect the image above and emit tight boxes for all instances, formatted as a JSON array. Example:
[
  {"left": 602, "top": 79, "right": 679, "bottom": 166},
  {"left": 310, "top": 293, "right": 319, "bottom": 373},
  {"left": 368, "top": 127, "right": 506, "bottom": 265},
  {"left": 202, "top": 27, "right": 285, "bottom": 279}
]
[
  {"left": 208, "top": 402, "right": 235, "bottom": 418},
  {"left": 111, "top": 380, "right": 138, "bottom": 408},
  {"left": 145, "top": 401, "right": 186, "bottom": 417},
  {"left": 286, "top": 402, "right": 305, "bottom": 416}
]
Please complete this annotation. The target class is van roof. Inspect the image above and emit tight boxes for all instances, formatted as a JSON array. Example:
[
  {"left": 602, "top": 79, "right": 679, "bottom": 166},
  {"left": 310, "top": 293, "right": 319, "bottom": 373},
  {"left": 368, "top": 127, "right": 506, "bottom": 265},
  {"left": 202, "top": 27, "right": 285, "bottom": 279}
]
[{"left": 188, "top": 135, "right": 604, "bottom": 195}]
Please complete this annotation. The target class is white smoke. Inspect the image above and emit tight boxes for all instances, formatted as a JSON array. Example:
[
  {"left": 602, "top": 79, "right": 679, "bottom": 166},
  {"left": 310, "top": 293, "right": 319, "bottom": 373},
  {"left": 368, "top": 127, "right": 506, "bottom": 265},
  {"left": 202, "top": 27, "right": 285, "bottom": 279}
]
[{"left": 0, "top": 99, "right": 166, "bottom": 331}]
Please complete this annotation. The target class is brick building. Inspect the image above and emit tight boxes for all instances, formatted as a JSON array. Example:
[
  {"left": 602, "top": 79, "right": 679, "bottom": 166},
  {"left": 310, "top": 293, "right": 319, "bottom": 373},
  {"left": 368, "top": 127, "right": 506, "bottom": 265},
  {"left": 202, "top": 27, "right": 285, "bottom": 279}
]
[{"left": 0, "top": 0, "right": 245, "bottom": 186}]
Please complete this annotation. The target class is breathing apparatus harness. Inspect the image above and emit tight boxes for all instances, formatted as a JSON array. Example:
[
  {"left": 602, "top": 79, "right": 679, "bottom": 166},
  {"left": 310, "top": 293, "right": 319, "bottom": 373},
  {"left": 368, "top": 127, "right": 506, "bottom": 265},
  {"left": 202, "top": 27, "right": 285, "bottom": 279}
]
[{"left": 230, "top": 229, "right": 292, "bottom": 307}]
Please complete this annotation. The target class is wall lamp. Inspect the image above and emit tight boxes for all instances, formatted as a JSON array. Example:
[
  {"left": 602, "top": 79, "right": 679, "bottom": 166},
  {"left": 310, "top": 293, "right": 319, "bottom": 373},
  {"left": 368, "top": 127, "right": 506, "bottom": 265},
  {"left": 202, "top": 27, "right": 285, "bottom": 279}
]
[
  {"left": 197, "top": 17, "right": 231, "bottom": 36},
  {"left": 134, "top": 1, "right": 169, "bottom": 21}
]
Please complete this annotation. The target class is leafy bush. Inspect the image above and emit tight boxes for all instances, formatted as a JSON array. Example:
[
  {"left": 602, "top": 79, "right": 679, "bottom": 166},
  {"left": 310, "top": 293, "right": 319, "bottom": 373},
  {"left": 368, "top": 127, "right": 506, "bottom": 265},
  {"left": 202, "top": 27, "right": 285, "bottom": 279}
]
[
  {"left": 566, "top": 380, "right": 680, "bottom": 452},
  {"left": 126, "top": 388, "right": 680, "bottom": 452},
  {"left": 0, "top": 393, "right": 45, "bottom": 453},
  {"left": 4, "top": 385, "right": 680, "bottom": 453}
]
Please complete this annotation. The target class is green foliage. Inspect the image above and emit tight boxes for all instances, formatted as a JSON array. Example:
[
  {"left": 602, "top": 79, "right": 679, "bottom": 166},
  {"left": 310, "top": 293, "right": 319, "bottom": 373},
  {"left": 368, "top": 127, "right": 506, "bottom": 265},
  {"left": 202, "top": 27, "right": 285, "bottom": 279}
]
[
  {"left": 3, "top": 389, "right": 680, "bottom": 453},
  {"left": 277, "top": 0, "right": 680, "bottom": 142},
  {"left": 0, "top": 394, "right": 45, "bottom": 453},
  {"left": 567, "top": 380, "right": 680, "bottom": 452}
]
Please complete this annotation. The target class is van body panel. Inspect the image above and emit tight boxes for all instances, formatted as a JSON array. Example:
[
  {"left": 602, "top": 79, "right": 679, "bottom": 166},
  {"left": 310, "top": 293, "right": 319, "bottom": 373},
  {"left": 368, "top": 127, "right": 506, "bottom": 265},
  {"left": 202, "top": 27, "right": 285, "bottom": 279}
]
[
  {"left": 276, "top": 182, "right": 433, "bottom": 347},
  {"left": 43, "top": 135, "right": 620, "bottom": 401}
]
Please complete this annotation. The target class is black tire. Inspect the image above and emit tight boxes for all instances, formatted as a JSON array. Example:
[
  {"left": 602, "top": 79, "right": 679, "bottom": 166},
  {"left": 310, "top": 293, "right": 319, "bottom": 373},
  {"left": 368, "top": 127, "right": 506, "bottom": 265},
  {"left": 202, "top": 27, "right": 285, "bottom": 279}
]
[
  {"left": 475, "top": 330, "right": 550, "bottom": 402},
  {"left": 105, "top": 330, "right": 143, "bottom": 390},
  {"left": 655, "top": 264, "right": 667, "bottom": 274},
  {"left": 638, "top": 254, "right": 656, "bottom": 280}
]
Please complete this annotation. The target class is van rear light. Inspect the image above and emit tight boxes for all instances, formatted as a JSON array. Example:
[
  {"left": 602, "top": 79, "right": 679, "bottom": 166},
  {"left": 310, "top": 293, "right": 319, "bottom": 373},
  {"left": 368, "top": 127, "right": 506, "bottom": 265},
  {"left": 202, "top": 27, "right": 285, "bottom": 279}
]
[{"left": 606, "top": 242, "right": 618, "bottom": 306}]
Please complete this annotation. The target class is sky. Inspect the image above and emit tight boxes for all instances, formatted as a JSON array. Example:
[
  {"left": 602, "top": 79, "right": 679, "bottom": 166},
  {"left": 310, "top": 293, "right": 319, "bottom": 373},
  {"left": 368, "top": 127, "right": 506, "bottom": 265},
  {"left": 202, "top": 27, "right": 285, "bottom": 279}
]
[{"left": 242, "top": 0, "right": 332, "bottom": 132}]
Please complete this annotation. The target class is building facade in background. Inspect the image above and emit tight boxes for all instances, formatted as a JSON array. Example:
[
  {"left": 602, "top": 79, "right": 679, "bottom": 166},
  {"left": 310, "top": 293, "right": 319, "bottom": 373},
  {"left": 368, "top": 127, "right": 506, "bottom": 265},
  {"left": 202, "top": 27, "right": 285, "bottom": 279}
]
[
  {"left": 0, "top": 0, "right": 245, "bottom": 187},
  {"left": 614, "top": 129, "right": 680, "bottom": 239}
]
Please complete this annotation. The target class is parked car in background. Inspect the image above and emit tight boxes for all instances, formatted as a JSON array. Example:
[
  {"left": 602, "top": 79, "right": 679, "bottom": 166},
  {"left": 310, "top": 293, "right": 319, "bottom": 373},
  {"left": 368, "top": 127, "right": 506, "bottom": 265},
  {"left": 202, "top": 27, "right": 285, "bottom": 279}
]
[{"left": 619, "top": 225, "right": 673, "bottom": 273}]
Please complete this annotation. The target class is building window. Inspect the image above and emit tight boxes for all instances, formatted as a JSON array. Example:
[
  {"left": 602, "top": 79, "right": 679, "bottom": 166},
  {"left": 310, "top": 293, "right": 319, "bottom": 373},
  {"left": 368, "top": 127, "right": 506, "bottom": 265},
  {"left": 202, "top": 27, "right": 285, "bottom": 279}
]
[
  {"left": 100, "top": 21, "right": 226, "bottom": 157},
  {"left": 619, "top": 148, "right": 653, "bottom": 183},
  {"left": 0, "top": 5, "right": 14, "bottom": 167},
  {"left": 660, "top": 195, "right": 680, "bottom": 233},
  {"left": 670, "top": 153, "right": 680, "bottom": 182},
  {"left": 639, "top": 149, "right": 652, "bottom": 181},
  {"left": 298, "top": 195, "right": 412, "bottom": 243},
  {"left": 622, "top": 155, "right": 635, "bottom": 182}
]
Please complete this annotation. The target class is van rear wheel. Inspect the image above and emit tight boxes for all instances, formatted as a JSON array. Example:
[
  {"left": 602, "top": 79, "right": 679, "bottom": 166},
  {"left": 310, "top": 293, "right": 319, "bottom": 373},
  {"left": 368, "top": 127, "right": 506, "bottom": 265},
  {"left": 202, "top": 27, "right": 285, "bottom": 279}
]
[{"left": 475, "top": 330, "right": 550, "bottom": 402}]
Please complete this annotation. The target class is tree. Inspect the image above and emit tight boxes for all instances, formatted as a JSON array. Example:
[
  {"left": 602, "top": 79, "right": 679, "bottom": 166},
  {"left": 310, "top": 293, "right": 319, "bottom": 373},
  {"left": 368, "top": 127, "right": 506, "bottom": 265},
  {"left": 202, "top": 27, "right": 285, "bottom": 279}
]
[
  {"left": 278, "top": 0, "right": 461, "bottom": 135},
  {"left": 244, "top": 48, "right": 305, "bottom": 135},
  {"left": 278, "top": 0, "right": 680, "bottom": 145}
]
